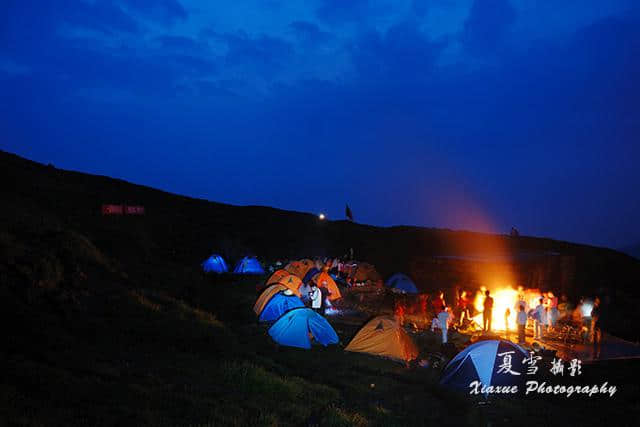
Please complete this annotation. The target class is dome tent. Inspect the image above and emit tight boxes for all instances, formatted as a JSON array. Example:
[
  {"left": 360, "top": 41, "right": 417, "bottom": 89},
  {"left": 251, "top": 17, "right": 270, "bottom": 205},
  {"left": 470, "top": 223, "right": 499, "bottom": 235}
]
[
  {"left": 273, "top": 274, "right": 303, "bottom": 296},
  {"left": 254, "top": 284, "right": 288, "bottom": 315},
  {"left": 284, "top": 259, "right": 314, "bottom": 278},
  {"left": 266, "top": 269, "right": 290, "bottom": 286},
  {"left": 201, "top": 254, "right": 229, "bottom": 273},
  {"left": 268, "top": 308, "right": 339, "bottom": 349},
  {"left": 233, "top": 256, "right": 265, "bottom": 274},
  {"left": 385, "top": 273, "right": 418, "bottom": 294},
  {"left": 311, "top": 271, "right": 342, "bottom": 300},
  {"left": 258, "top": 291, "right": 304, "bottom": 322},
  {"left": 345, "top": 316, "right": 419, "bottom": 362},
  {"left": 352, "top": 262, "right": 383, "bottom": 284},
  {"left": 440, "top": 340, "right": 528, "bottom": 392}
]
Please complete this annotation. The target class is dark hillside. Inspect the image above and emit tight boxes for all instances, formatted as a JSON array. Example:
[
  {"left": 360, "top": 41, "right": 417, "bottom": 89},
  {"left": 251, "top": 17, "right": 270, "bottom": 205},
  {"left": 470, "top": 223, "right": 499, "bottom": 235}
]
[{"left": 2, "top": 149, "right": 638, "bottom": 288}]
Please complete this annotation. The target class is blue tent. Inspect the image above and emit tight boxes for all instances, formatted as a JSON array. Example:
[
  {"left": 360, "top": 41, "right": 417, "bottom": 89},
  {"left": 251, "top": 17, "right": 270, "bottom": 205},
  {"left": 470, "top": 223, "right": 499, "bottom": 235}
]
[
  {"left": 259, "top": 292, "right": 304, "bottom": 322},
  {"left": 440, "top": 340, "right": 529, "bottom": 391},
  {"left": 233, "top": 256, "right": 265, "bottom": 274},
  {"left": 302, "top": 267, "right": 320, "bottom": 284},
  {"left": 202, "top": 254, "right": 229, "bottom": 273},
  {"left": 268, "top": 308, "right": 339, "bottom": 349},
  {"left": 385, "top": 273, "right": 419, "bottom": 294}
]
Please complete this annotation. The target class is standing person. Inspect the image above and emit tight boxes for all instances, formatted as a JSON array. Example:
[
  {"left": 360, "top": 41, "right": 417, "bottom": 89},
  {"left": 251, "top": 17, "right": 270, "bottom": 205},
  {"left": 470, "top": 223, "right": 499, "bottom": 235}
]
[
  {"left": 548, "top": 292, "right": 559, "bottom": 329},
  {"left": 437, "top": 306, "right": 450, "bottom": 344},
  {"left": 515, "top": 292, "right": 528, "bottom": 314},
  {"left": 394, "top": 300, "right": 405, "bottom": 327},
  {"left": 545, "top": 306, "right": 552, "bottom": 332},
  {"left": 319, "top": 283, "right": 329, "bottom": 315},
  {"left": 504, "top": 308, "right": 511, "bottom": 335},
  {"left": 591, "top": 297, "right": 602, "bottom": 359},
  {"left": 458, "top": 290, "right": 470, "bottom": 327},
  {"left": 419, "top": 294, "right": 429, "bottom": 317},
  {"left": 432, "top": 291, "right": 445, "bottom": 315},
  {"left": 580, "top": 297, "right": 593, "bottom": 343},
  {"left": 483, "top": 290, "right": 494, "bottom": 332},
  {"left": 517, "top": 304, "right": 527, "bottom": 344},
  {"left": 534, "top": 298, "right": 545, "bottom": 340},
  {"left": 309, "top": 285, "right": 322, "bottom": 313}
]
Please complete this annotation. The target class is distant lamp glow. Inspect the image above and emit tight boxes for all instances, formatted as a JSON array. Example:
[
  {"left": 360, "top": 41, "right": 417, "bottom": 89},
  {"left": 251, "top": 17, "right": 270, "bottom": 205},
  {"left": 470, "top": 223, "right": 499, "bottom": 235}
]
[{"left": 318, "top": 213, "right": 326, "bottom": 220}]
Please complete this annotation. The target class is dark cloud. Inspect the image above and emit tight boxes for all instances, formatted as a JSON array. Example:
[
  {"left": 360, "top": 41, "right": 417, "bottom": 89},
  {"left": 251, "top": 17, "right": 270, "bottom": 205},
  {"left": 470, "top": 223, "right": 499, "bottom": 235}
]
[
  {"left": 289, "top": 21, "right": 332, "bottom": 46},
  {"left": 411, "top": 0, "right": 429, "bottom": 19},
  {"left": 215, "top": 31, "right": 294, "bottom": 77},
  {"left": 123, "top": 0, "right": 188, "bottom": 25},
  {"left": 350, "top": 21, "right": 446, "bottom": 82},
  {"left": 194, "top": 79, "right": 241, "bottom": 98},
  {"left": 461, "top": 0, "right": 517, "bottom": 54},
  {"left": 155, "top": 35, "right": 202, "bottom": 50},
  {"left": 316, "top": 0, "right": 372, "bottom": 26},
  {"left": 1, "top": 0, "right": 139, "bottom": 59},
  {"left": 65, "top": 0, "right": 140, "bottom": 34}
]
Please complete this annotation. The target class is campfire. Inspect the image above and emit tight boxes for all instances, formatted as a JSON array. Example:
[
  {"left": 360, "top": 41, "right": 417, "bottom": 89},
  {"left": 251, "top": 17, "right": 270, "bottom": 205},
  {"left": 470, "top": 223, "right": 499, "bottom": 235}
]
[{"left": 471, "top": 286, "right": 543, "bottom": 331}]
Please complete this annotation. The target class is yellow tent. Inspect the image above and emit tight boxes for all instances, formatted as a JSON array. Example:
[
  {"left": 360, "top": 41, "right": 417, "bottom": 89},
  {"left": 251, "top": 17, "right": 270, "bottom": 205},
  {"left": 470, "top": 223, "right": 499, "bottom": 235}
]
[
  {"left": 274, "top": 274, "right": 303, "bottom": 296},
  {"left": 266, "top": 269, "right": 290, "bottom": 285},
  {"left": 312, "top": 271, "right": 342, "bottom": 300},
  {"left": 253, "top": 284, "right": 287, "bottom": 315},
  {"left": 285, "top": 259, "right": 314, "bottom": 278},
  {"left": 352, "top": 262, "right": 383, "bottom": 284},
  {"left": 345, "top": 316, "right": 419, "bottom": 362}
]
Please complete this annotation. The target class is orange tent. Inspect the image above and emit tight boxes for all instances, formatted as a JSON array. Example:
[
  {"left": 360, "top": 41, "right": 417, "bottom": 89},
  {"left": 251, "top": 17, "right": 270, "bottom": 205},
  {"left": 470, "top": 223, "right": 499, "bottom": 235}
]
[
  {"left": 273, "top": 274, "right": 303, "bottom": 296},
  {"left": 266, "top": 269, "right": 290, "bottom": 285},
  {"left": 312, "top": 271, "right": 342, "bottom": 300},
  {"left": 353, "top": 262, "right": 383, "bottom": 284},
  {"left": 345, "top": 316, "right": 418, "bottom": 362},
  {"left": 253, "top": 284, "right": 288, "bottom": 315},
  {"left": 284, "top": 259, "right": 314, "bottom": 278}
]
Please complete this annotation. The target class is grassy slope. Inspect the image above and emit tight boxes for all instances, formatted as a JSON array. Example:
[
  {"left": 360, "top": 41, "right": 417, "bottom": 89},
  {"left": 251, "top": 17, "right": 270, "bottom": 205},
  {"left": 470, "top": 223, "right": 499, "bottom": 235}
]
[{"left": 1, "top": 150, "right": 639, "bottom": 426}]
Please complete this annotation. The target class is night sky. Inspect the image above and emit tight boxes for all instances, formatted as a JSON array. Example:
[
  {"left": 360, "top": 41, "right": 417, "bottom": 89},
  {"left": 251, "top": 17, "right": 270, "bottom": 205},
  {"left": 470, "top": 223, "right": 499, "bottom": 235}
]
[{"left": 1, "top": 1, "right": 639, "bottom": 250}]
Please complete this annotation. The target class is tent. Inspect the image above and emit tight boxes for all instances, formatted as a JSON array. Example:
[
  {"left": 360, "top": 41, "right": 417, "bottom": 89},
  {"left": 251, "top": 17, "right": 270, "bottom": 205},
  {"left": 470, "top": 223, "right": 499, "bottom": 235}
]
[
  {"left": 385, "top": 273, "right": 419, "bottom": 294},
  {"left": 253, "top": 284, "right": 288, "bottom": 315},
  {"left": 258, "top": 292, "right": 305, "bottom": 322},
  {"left": 271, "top": 274, "right": 303, "bottom": 296},
  {"left": 266, "top": 269, "right": 290, "bottom": 286},
  {"left": 440, "top": 340, "right": 528, "bottom": 391},
  {"left": 352, "top": 262, "right": 383, "bottom": 284},
  {"left": 302, "top": 267, "right": 320, "bottom": 284},
  {"left": 345, "top": 316, "right": 419, "bottom": 362},
  {"left": 201, "top": 254, "right": 229, "bottom": 273},
  {"left": 312, "top": 271, "right": 342, "bottom": 300},
  {"left": 284, "top": 259, "right": 314, "bottom": 278},
  {"left": 233, "top": 256, "right": 265, "bottom": 274},
  {"left": 268, "top": 308, "right": 339, "bottom": 349}
]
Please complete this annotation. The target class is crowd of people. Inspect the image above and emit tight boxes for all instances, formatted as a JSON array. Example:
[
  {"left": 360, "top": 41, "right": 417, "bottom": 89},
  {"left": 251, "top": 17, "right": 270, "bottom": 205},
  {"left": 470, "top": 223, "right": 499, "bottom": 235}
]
[{"left": 393, "top": 286, "right": 604, "bottom": 357}]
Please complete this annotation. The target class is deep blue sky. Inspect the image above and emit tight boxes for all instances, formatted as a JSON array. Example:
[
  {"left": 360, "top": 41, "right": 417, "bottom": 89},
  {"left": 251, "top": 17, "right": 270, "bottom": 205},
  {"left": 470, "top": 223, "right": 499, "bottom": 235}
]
[{"left": 1, "top": 1, "right": 639, "bottom": 249}]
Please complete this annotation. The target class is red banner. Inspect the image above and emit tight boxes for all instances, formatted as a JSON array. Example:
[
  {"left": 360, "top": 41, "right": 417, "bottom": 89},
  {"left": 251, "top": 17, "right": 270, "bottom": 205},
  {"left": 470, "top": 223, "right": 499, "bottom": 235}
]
[
  {"left": 125, "top": 205, "right": 145, "bottom": 215},
  {"left": 102, "top": 204, "right": 124, "bottom": 215},
  {"left": 101, "top": 205, "right": 145, "bottom": 215}
]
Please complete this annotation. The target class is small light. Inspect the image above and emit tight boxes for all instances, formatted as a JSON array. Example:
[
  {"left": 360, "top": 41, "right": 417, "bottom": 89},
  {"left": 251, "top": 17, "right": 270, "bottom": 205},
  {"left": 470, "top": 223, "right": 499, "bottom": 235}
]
[{"left": 318, "top": 213, "right": 326, "bottom": 220}]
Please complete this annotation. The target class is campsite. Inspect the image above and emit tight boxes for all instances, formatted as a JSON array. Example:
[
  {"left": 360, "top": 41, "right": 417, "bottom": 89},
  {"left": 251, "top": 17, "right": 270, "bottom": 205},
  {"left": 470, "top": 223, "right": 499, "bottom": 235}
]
[
  {"left": 2, "top": 1, "right": 640, "bottom": 425},
  {"left": 1, "top": 150, "right": 640, "bottom": 426}
]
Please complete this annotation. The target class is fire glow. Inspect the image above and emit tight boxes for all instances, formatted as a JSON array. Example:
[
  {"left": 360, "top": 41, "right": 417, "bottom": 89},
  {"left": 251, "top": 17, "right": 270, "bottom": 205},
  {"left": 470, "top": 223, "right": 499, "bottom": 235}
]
[{"left": 471, "top": 286, "right": 542, "bottom": 331}]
